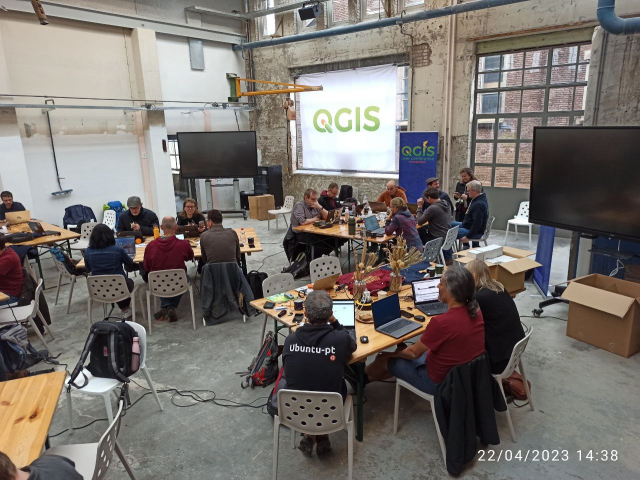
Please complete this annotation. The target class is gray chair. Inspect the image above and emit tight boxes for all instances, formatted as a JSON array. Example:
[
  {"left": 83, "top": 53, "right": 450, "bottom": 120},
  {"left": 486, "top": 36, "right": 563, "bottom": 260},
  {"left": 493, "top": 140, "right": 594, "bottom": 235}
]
[
  {"left": 146, "top": 269, "right": 196, "bottom": 333},
  {"left": 310, "top": 256, "right": 342, "bottom": 283},
  {"left": 259, "top": 273, "right": 295, "bottom": 348},
  {"left": 70, "top": 222, "right": 98, "bottom": 253},
  {"left": 457, "top": 216, "right": 496, "bottom": 250},
  {"left": 440, "top": 226, "right": 459, "bottom": 264},
  {"left": 52, "top": 254, "right": 84, "bottom": 314},
  {"left": 422, "top": 237, "right": 444, "bottom": 264}
]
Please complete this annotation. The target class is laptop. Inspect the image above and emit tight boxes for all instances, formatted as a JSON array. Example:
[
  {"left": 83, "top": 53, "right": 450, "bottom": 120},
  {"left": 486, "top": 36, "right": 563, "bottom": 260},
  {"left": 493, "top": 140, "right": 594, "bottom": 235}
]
[
  {"left": 116, "top": 230, "right": 144, "bottom": 240},
  {"left": 371, "top": 294, "right": 422, "bottom": 339},
  {"left": 116, "top": 237, "right": 136, "bottom": 258},
  {"left": 5, "top": 210, "right": 30, "bottom": 225},
  {"left": 28, "top": 221, "right": 45, "bottom": 234},
  {"left": 319, "top": 208, "right": 339, "bottom": 228},
  {"left": 412, "top": 278, "right": 448, "bottom": 316},
  {"left": 368, "top": 201, "right": 387, "bottom": 213},
  {"left": 312, "top": 273, "right": 340, "bottom": 291},
  {"left": 363, "top": 215, "right": 386, "bottom": 236},
  {"left": 407, "top": 203, "right": 418, "bottom": 215},
  {"left": 176, "top": 225, "right": 200, "bottom": 238},
  {"left": 333, "top": 299, "right": 357, "bottom": 342}
]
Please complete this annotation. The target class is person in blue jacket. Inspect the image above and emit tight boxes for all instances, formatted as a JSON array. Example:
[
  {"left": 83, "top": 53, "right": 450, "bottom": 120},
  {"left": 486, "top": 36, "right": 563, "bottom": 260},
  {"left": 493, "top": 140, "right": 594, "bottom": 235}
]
[{"left": 452, "top": 180, "right": 488, "bottom": 249}]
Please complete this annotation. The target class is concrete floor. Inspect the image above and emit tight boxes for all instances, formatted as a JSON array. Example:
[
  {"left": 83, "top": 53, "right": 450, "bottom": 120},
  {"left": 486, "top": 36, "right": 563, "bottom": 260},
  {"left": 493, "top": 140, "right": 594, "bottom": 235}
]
[{"left": 29, "top": 216, "right": 640, "bottom": 479}]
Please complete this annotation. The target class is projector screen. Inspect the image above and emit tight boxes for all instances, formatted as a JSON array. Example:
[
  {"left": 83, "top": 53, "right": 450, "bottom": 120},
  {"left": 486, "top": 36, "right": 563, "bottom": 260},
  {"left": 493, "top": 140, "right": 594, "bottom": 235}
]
[
  {"left": 177, "top": 131, "right": 258, "bottom": 179},
  {"left": 529, "top": 126, "right": 640, "bottom": 241}
]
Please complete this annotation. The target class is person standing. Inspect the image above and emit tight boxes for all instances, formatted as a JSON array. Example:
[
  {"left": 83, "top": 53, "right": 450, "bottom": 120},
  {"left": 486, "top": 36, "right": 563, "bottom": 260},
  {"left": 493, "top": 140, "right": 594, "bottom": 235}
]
[
  {"left": 454, "top": 168, "right": 476, "bottom": 222},
  {"left": 0, "top": 191, "right": 26, "bottom": 221},
  {"left": 0, "top": 233, "right": 24, "bottom": 305},
  {"left": 177, "top": 197, "right": 206, "bottom": 231},
  {"left": 386, "top": 197, "right": 423, "bottom": 253},
  {"left": 318, "top": 182, "right": 342, "bottom": 212},
  {"left": 377, "top": 180, "right": 407, "bottom": 207},
  {"left": 117, "top": 196, "right": 159, "bottom": 236},
  {"left": 143, "top": 216, "right": 195, "bottom": 322}
]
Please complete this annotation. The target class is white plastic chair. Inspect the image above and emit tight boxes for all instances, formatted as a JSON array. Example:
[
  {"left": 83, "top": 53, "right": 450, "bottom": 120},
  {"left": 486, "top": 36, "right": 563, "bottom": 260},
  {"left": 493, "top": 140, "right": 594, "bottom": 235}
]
[
  {"left": 87, "top": 275, "right": 145, "bottom": 326},
  {"left": 440, "top": 226, "right": 459, "bottom": 264},
  {"left": 505, "top": 202, "right": 533, "bottom": 247},
  {"left": 66, "top": 321, "right": 163, "bottom": 432},
  {"left": 46, "top": 399, "right": 137, "bottom": 480},
  {"left": 310, "top": 256, "right": 342, "bottom": 283},
  {"left": 0, "top": 279, "right": 55, "bottom": 353},
  {"left": 422, "top": 237, "right": 444, "bottom": 264},
  {"left": 70, "top": 222, "right": 98, "bottom": 252},
  {"left": 457, "top": 216, "right": 495, "bottom": 251},
  {"left": 52, "top": 254, "right": 84, "bottom": 314},
  {"left": 268, "top": 195, "right": 294, "bottom": 231},
  {"left": 393, "top": 380, "right": 447, "bottom": 467},
  {"left": 493, "top": 327, "right": 534, "bottom": 442},
  {"left": 103, "top": 210, "right": 117, "bottom": 231},
  {"left": 146, "top": 269, "right": 196, "bottom": 333},
  {"left": 259, "top": 273, "right": 295, "bottom": 348},
  {"left": 273, "top": 390, "right": 354, "bottom": 480}
]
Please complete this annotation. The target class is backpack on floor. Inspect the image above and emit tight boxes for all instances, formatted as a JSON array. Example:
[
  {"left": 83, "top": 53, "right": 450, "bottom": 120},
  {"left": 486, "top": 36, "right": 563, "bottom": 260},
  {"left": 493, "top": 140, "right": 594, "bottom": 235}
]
[
  {"left": 246, "top": 270, "right": 268, "bottom": 299},
  {"left": 282, "top": 252, "right": 308, "bottom": 279},
  {"left": 0, "top": 324, "right": 47, "bottom": 375},
  {"left": 68, "top": 318, "right": 139, "bottom": 389},
  {"left": 266, "top": 366, "right": 287, "bottom": 417},
  {"left": 238, "top": 331, "right": 279, "bottom": 389}
]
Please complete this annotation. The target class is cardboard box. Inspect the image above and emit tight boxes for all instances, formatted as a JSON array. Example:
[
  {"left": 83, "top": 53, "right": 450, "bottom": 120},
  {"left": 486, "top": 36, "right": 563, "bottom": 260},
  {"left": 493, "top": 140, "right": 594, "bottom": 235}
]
[
  {"left": 248, "top": 195, "right": 275, "bottom": 221},
  {"left": 467, "top": 244, "right": 503, "bottom": 261},
  {"left": 562, "top": 274, "right": 640, "bottom": 358},
  {"left": 455, "top": 246, "right": 541, "bottom": 294}
]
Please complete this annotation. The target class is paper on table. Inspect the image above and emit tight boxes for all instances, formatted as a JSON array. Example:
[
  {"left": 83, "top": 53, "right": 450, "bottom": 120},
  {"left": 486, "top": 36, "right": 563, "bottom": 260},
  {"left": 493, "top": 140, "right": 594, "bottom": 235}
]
[
  {"left": 135, "top": 244, "right": 146, "bottom": 248},
  {"left": 486, "top": 255, "right": 517, "bottom": 264}
]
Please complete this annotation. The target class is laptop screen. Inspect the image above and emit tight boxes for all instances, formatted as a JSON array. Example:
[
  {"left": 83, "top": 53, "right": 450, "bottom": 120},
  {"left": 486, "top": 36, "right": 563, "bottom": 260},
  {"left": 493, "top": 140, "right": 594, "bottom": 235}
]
[
  {"left": 363, "top": 215, "right": 379, "bottom": 231},
  {"left": 412, "top": 278, "right": 441, "bottom": 304},
  {"left": 371, "top": 294, "right": 401, "bottom": 328},
  {"left": 333, "top": 300, "right": 355, "bottom": 328},
  {"left": 116, "top": 237, "right": 135, "bottom": 257}
]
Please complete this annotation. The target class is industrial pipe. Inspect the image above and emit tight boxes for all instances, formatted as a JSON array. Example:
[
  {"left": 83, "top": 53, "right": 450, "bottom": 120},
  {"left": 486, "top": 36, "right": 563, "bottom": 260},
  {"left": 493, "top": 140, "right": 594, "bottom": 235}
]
[
  {"left": 232, "top": 0, "right": 532, "bottom": 51},
  {"left": 597, "top": 0, "right": 640, "bottom": 35}
]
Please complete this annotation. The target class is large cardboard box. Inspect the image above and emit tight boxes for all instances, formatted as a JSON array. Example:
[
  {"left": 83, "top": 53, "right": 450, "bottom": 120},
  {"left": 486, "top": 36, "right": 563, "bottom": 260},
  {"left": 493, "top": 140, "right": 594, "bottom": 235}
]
[
  {"left": 455, "top": 246, "right": 541, "bottom": 294},
  {"left": 562, "top": 274, "right": 640, "bottom": 358},
  {"left": 248, "top": 195, "right": 275, "bottom": 221}
]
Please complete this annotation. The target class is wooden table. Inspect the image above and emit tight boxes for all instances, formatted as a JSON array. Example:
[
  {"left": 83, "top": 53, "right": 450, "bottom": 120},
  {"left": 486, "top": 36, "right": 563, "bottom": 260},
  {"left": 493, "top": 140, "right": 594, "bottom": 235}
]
[
  {"left": 77, "top": 228, "right": 263, "bottom": 275},
  {"left": 250, "top": 284, "right": 429, "bottom": 442},
  {"left": 0, "top": 292, "right": 9, "bottom": 303},
  {"left": 0, "top": 371, "right": 66, "bottom": 467}
]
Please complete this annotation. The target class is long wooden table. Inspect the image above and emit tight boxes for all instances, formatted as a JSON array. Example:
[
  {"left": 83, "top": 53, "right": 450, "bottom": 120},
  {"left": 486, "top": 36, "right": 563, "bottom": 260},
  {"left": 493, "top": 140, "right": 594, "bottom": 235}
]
[
  {"left": 250, "top": 284, "right": 429, "bottom": 442},
  {"left": 0, "top": 371, "right": 66, "bottom": 467},
  {"left": 0, "top": 292, "right": 9, "bottom": 303}
]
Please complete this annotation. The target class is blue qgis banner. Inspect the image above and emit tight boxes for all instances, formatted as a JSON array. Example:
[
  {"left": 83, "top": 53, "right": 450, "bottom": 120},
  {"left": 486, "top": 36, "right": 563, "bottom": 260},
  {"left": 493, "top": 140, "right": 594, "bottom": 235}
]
[
  {"left": 534, "top": 225, "right": 556, "bottom": 296},
  {"left": 398, "top": 132, "right": 439, "bottom": 204}
]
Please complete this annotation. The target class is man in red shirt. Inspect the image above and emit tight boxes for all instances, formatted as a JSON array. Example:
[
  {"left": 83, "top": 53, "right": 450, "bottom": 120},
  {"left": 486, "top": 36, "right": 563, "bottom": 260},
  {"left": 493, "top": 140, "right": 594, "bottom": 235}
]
[
  {"left": 365, "top": 266, "right": 484, "bottom": 394},
  {"left": 143, "top": 216, "right": 194, "bottom": 322},
  {"left": 0, "top": 234, "right": 23, "bottom": 305}
]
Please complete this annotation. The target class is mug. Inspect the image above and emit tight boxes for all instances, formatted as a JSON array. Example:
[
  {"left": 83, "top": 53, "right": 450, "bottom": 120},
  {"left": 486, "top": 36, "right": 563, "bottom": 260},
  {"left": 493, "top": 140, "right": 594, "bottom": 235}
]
[
  {"left": 435, "top": 264, "right": 444, "bottom": 275},
  {"left": 427, "top": 267, "right": 436, "bottom": 278},
  {"left": 248, "top": 237, "right": 255, "bottom": 247},
  {"left": 294, "top": 299, "right": 304, "bottom": 311}
]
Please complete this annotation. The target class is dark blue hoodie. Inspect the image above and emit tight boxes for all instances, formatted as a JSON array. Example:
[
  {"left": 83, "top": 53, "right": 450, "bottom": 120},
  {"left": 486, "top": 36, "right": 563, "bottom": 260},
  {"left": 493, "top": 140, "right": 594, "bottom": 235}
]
[
  {"left": 386, "top": 209, "right": 424, "bottom": 252},
  {"left": 462, "top": 192, "right": 489, "bottom": 238}
]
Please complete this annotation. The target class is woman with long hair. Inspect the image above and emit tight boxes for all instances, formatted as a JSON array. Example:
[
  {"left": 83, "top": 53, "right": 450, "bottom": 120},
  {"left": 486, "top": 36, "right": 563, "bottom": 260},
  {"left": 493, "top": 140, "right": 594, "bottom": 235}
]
[
  {"left": 177, "top": 197, "right": 206, "bottom": 232},
  {"left": 365, "top": 266, "right": 485, "bottom": 394},
  {"left": 454, "top": 167, "right": 476, "bottom": 222},
  {"left": 465, "top": 259, "right": 525, "bottom": 374}
]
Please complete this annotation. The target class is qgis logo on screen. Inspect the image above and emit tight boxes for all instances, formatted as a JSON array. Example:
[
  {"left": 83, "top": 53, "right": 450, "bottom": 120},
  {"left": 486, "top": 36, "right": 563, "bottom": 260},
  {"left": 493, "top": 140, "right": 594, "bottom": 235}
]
[
  {"left": 313, "top": 107, "right": 380, "bottom": 133},
  {"left": 402, "top": 141, "right": 436, "bottom": 158}
]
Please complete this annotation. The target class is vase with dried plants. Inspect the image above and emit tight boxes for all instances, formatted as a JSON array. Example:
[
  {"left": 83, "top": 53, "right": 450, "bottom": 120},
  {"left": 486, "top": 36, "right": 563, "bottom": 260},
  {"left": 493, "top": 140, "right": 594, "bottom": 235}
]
[
  {"left": 351, "top": 244, "right": 383, "bottom": 303},
  {"left": 386, "top": 235, "right": 423, "bottom": 292}
]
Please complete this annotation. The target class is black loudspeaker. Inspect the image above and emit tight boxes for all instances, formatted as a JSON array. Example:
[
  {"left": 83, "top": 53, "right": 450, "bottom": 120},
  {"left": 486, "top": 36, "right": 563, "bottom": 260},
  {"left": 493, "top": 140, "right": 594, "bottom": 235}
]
[{"left": 298, "top": 4, "right": 321, "bottom": 21}]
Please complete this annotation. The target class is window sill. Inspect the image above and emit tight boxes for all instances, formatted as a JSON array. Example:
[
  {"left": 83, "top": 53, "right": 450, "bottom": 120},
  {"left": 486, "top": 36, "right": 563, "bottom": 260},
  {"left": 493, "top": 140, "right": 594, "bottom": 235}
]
[{"left": 293, "top": 169, "right": 398, "bottom": 179}]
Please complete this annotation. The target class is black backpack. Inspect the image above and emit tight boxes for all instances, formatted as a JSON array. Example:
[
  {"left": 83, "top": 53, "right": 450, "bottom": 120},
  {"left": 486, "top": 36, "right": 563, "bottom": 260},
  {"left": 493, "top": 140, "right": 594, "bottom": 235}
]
[
  {"left": 282, "top": 252, "right": 309, "bottom": 279},
  {"left": 245, "top": 270, "right": 268, "bottom": 299},
  {"left": 68, "top": 318, "right": 139, "bottom": 389}
]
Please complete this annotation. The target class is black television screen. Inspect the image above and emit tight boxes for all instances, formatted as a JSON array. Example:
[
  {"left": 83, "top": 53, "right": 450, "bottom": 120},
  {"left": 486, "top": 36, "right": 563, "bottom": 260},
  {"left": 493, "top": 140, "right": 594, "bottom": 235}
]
[
  {"left": 177, "top": 131, "right": 258, "bottom": 178},
  {"left": 530, "top": 126, "right": 640, "bottom": 241}
]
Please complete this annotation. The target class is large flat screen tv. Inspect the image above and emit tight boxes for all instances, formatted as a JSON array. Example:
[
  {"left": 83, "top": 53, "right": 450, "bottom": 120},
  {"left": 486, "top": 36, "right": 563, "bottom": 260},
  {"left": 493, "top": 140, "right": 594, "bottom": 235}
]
[
  {"left": 530, "top": 126, "right": 640, "bottom": 241},
  {"left": 177, "top": 131, "right": 259, "bottom": 179}
]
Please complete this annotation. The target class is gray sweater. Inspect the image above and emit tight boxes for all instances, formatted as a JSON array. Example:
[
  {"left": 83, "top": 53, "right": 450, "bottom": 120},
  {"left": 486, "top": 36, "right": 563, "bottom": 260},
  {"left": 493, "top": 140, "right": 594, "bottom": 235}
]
[{"left": 417, "top": 200, "right": 451, "bottom": 240}]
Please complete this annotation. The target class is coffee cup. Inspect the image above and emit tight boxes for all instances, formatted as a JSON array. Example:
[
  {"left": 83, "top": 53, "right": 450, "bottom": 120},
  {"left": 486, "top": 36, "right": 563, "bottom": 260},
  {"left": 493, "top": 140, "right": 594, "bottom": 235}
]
[
  {"left": 427, "top": 267, "right": 436, "bottom": 278},
  {"left": 435, "top": 264, "right": 444, "bottom": 275}
]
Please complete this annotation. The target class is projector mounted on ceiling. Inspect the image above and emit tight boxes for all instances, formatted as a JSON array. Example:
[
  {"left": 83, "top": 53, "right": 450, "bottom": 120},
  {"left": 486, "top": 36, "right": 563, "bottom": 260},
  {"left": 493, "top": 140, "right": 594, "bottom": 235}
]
[{"left": 298, "top": 3, "right": 321, "bottom": 21}]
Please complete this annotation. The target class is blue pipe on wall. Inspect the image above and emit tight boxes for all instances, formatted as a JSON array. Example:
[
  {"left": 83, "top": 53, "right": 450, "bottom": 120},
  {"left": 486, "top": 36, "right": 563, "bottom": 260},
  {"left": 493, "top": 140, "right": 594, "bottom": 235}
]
[
  {"left": 232, "top": 0, "right": 532, "bottom": 51},
  {"left": 597, "top": 0, "right": 640, "bottom": 35}
]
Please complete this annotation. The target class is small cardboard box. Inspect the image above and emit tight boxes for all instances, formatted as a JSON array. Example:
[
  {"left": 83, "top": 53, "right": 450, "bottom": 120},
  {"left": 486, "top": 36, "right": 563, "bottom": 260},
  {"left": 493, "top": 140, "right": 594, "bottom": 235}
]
[
  {"left": 455, "top": 246, "right": 540, "bottom": 294},
  {"left": 562, "top": 274, "right": 640, "bottom": 358},
  {"left": 467, "top": 245, "right": 503, "bottom": 261},
  {"left": 248, "top": 195, "right": 275, "bottom": 221}
]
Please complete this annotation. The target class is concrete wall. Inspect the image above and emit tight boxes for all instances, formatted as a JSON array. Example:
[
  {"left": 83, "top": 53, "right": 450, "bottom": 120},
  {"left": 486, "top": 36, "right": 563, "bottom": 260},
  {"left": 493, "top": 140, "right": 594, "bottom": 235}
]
[{"left": 248, "top": 0, "right": 640, "bottom": 227}]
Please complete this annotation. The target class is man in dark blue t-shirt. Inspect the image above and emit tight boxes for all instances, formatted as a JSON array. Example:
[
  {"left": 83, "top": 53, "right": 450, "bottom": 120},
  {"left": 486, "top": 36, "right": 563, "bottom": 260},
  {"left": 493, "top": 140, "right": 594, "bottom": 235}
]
[{"left": 0, "top": 191, "right": 26, "bottom": 221}]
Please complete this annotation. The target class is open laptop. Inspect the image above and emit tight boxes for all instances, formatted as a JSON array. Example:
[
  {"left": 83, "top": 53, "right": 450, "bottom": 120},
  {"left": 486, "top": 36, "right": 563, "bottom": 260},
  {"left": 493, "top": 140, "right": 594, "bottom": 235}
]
[
  {"left": 371, "top": 294, "right": 422, "bottom": 339},
  {"left": 333, "top": 299, "right": 357, "bottom": 342},
  {"left": 176, "top": 225, "right": 200, "bottom": 238},
  {"left": 363, "top": 215, "right": 386, "bottom": 236},
  {"left": 115, "top": 237, "right": 136, "bottom": 258},
  {"left": 28, "top": 221, "right": 45, "bottom": 234},
  {"left": 319, "top": 208, "right": 339, "bottom": 228},
  {"left": 368, "top": 201, "right": 387, "bottom": 213},
  {"left": 407, "top": 203, "right": 419, "bottom": 215},
  {"left": 5, "top": 210, "right": 30, "bottom": 225},
  {"left": 412, "top": 278, "right": 448, "bottom": 316},
  {"left": 312, "top": 273, "right": 340, "bottom": 291}
]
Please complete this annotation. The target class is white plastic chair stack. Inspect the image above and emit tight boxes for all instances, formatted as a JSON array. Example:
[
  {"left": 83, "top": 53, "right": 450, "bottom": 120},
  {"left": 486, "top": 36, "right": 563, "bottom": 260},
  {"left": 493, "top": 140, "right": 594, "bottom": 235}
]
[
  {"left": 309, "top": 256, "right": 342, "bottom": 283},
  {"left": 87, "top": 275, "right": 145, "bottom": 326},
  {"left": 146, "top": 269, "right": 196, "bottom": 333},
  {"left": 268, "top": 195, "right": 295, "bottom": 231},
  {"left": 259, "top": 273, "right": 295, "bottom": 348},
  {"left": 504, "top": 202, "right": 533, "bottom": 247}
]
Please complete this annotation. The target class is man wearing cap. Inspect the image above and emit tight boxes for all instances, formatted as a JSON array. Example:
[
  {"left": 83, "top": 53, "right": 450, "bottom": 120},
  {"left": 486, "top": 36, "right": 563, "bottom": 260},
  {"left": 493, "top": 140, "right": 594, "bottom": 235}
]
[
  {"left": 117, "top": 196, "right": 160, "bottom": 236},
  {"left": 418, "top": 177, "right": 454, "bottom": 216}
]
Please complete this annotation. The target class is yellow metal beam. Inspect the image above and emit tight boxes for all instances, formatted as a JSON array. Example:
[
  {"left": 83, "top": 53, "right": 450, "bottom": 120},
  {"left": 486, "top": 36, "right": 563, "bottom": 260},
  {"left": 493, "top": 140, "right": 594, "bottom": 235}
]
[{"left": 235, "top": 77, "right": 322, "bottom": 98}]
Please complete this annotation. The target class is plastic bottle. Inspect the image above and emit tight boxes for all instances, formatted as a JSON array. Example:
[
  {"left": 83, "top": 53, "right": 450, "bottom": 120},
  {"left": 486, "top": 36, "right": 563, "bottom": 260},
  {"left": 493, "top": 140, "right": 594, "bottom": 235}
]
[
  {"left": 153, "top": 224, "right": 160, "bottom": 239},
  {"left": 131, "top": 336, "right": 140, "bottom": 372},
  {"left": 240, "top": 228, "right": 246, "bottom": 245},
  {"left": 344, "top": 208, "right": 350, "bottom": 225}
]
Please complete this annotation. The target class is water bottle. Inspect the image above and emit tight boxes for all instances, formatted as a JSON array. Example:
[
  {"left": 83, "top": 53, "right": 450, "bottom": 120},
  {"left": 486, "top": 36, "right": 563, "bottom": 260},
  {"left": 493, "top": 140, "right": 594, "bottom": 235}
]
[
  {"left": 153, "top": 224, "right": 160, "bottom": 239},
  {"left": 344, "top": 208, "right": 350, "bottom": 225},
  {"left": 240, "top": 228, "right": 246, "bottom": 245},
  {"left": 131, "top": 336, "right": 140, "bottom": 373},
  {"left": 362, "top": 194, "right": 369, "bottom": 215}
]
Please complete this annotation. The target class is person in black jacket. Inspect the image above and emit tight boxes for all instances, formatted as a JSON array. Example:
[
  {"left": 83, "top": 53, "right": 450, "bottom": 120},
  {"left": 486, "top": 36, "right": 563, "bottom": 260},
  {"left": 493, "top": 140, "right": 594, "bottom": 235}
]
[
  {"left": 318, "top": 182, "right": 342, "bottom": 212},
  {"left": 465, "top": 259, "right": 525, "bottom": 374},
  {"left": 283, "top": 290, "right": 357, "bottom": 456},
  {"left": 452, "top": 180, "right": 488, "bottom": 249},
  {"left": 423, "top": 177, "right": 454, "bottom": 215},
  {"left": 454, "top": 168, "right": 476, "bottom": 221},
  {"left": 117, "top": 196, "right": 159, "bottom": 236}
]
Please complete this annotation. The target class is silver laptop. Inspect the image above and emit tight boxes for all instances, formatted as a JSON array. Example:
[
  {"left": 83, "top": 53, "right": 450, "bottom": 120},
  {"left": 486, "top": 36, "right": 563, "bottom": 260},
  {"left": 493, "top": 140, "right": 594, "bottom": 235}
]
[
  {"left": 372, "top": 294, "right": 421, "bottom": 339},
  {"left": 333, "top": 299, "right": 357, "bottom": 342},
  {"left": 412, "top": 278, "right": 448, "bottom": 316},
  {"left": 363, "top": 215, "right": 385, "bottom": 235}
]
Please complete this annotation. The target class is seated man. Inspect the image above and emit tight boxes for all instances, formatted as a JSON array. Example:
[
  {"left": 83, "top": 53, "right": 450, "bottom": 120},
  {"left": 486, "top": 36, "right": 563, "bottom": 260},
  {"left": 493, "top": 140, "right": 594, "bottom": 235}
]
[
  {"left": 0, "top": 234, "right": 23, "bottom": 305},
  {"left": 283, "top": 290, "right": 357, "bottom": 455},
  {"left": 117, "top": 196, "right": 159, "bottom": 236},
  {"left": 0, "top": 451, "right": 83, "bottom": 480},
  {"left": 0, "top": 191, "right": 26, "bottom": 221},
  {"left": 143, "top": 216, "right": 194, "bottom": 322},
  {"left": 424, "top": 177, "right": 454, "bottom": 216},
  {"left": 377, "top": 180, "right": 407, "bottom": 207},
  {"left": 451, "top": 180, "right": 488, "bottom": 249},
  {"left": 365, "top": 266, "right": 484, "bottom": 394},
  {"left": 200, "top": 209, "right": 240, "bottom": 265},
  {"left": 318, "top": 182, "right": 342, "bottom": 212},
  {"left": 285, "top": 189, "right": 331, "bottom": 261},
  {"left": 416, "top": 188, "right": 452, "bottom": 261}
]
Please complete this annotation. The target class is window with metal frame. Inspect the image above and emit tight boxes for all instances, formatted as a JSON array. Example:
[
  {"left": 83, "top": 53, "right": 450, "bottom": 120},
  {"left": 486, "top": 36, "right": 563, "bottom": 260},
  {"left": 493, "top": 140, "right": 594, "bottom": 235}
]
[
  {"left": 399, "top": 0, "right": 424, "bottom": 11},
  {"left": 471, "top": 43, "right": 591, "bottom": 190},
  {"left": 257, "top": 0, "right": 276, "bottom": 39},
  {"left": 328, "top": 0, "right": 349, "bottom": 26},
  {"left": 361, "top": 0, "right": 389, "bottom": 20}
]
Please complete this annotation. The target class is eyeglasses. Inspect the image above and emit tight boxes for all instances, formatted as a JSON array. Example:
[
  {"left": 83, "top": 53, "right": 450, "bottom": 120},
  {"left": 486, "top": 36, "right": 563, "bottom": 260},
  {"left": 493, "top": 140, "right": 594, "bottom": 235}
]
[{"left": 185, "top": 205, "right": 196, "bottom": 209}]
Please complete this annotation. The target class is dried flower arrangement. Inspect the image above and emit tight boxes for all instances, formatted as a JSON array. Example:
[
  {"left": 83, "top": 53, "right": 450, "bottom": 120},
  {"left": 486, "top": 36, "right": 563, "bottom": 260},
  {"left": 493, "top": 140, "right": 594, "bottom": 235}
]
[{"left": 386, "top": 235, "right": 423, "bottom": 291}]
